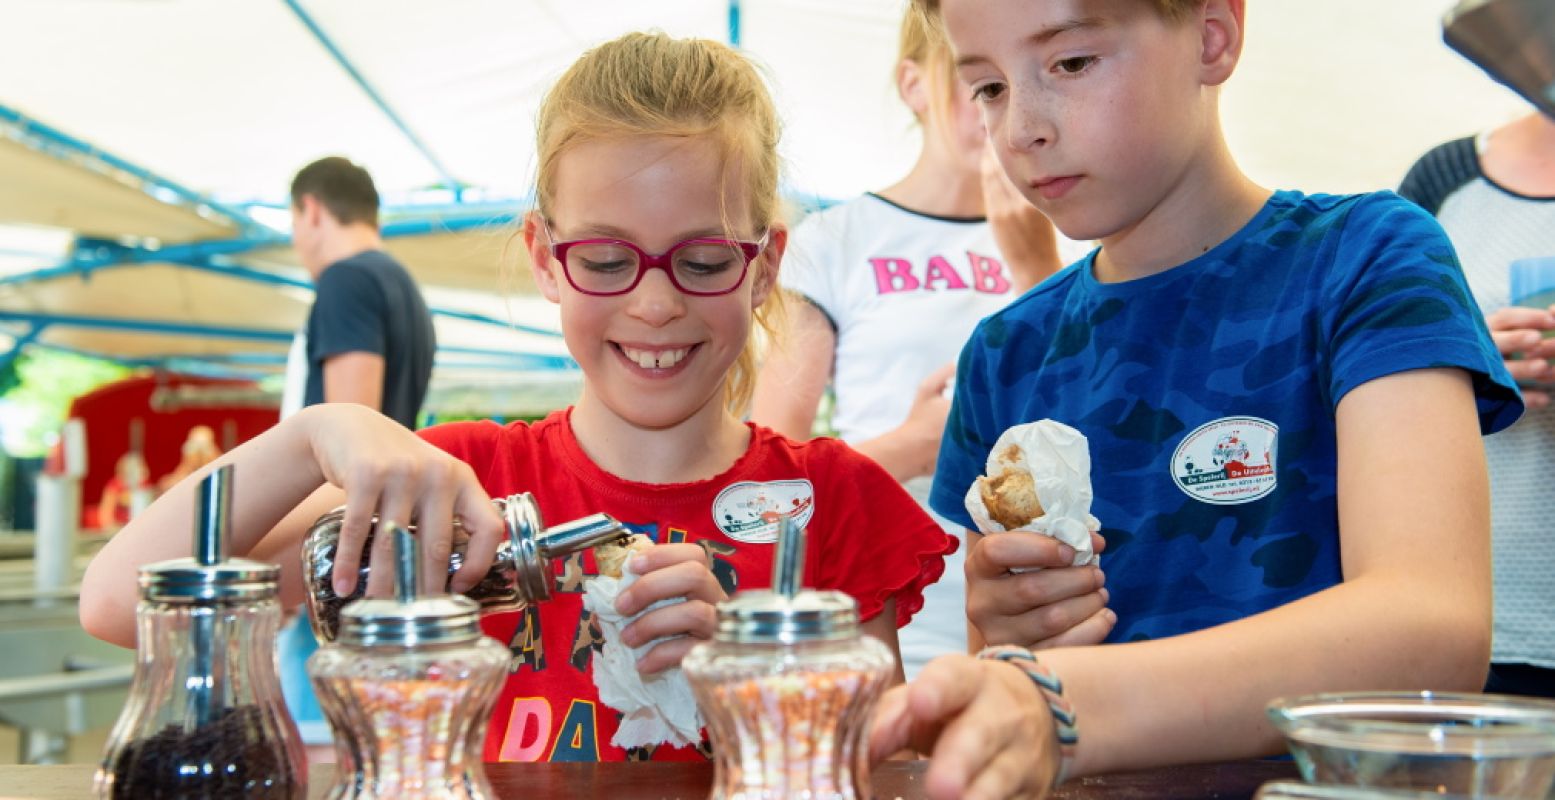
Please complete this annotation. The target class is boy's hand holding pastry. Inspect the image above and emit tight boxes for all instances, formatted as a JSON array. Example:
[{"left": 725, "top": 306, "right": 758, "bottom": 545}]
[
  {"left": 964, "top": 420, "right": 1113, "bottom": 649},
  {"left": 966, "top": 533, "right": 1111, "bottom": 649}
]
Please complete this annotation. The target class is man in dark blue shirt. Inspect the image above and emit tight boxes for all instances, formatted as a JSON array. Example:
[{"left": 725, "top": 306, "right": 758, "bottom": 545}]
[{"left": 281, "top": 156, "right": 435, "bottom": 429}]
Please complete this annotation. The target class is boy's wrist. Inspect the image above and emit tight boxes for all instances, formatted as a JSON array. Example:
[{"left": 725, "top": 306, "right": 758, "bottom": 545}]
[{"left": 977, "top": 644, "right": 1078, "bottom": 787}]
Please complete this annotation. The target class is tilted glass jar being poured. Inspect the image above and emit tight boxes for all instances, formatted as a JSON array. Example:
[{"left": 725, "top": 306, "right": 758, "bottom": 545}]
[
  {"left": 682, "top": 516, "right": 896, "bottom": 800},
  {"left": 301, "top": 492, "right": 630, "bottom": 642},
  {"left": 308, "top": 521, "right": 510, "bottom": 800},
  {"left": 96, "top": 465, "right": 306, "bottom": 799}
]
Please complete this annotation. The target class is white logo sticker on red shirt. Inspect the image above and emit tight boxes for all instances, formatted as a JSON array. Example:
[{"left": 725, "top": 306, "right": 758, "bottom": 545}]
[
  {"left": 1171, "top": 416, "right": 1279, "bottom": 505},
  {"left": 712, "top": 479, "right": 816, "bottom": 543}
]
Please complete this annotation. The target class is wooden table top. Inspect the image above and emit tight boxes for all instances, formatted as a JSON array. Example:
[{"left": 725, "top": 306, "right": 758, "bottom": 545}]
[{"left": 0, "top": 759, "right": 1298, "bottom": 799}]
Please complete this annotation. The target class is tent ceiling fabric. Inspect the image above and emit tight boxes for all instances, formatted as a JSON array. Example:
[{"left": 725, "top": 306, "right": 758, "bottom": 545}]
[
  {"left": 0, "top": 137, "right": 236, "bottom": 243},
  {"left": 0, "top": 0, "right": 911, "bottom": 202},
  {"left": 250, "top": 226, "right": 536, "bottom": 296}
]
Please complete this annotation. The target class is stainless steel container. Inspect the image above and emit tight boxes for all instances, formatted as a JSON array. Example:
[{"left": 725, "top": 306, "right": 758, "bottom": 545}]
[{"left": 302, "top": 492, "right": 629, "bottom": 642}]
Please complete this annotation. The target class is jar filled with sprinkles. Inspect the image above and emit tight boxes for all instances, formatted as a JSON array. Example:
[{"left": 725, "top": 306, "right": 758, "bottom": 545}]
[
  {"left": 308, "top": 523, "right": 509, "bottom": 800},
  {"left": 683, "top": 517, "right": 896, "bottom": 800}
]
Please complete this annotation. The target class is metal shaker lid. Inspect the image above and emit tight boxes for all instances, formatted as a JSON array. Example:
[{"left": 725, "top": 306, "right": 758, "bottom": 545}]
[
  {"left": 339, "top": 522, "right": 485, "bottom": 648},
  {"left": 141, "top": 465, "right": 279, "bottom": 603},
  {"left": 502, "top": 492, "right": 629, "bottom": 604},
  {"left": 716, "top": 589, "right": 860, "bottom": 644},
  {"left": 714, "top": 515, "right": 860, "bottom": 644}
]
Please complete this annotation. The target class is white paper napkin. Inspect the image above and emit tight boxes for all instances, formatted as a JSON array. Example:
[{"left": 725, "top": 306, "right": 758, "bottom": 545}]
[
  {"left": 963, "top": 419, "right": 1100, "bottom": 566},
  {"left": 581, "top": 564, "right": 704, "bottom": 749}
]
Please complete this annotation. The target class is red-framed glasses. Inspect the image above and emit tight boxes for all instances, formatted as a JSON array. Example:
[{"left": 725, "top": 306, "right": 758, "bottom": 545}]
[{"left": 545, "top": 223, "right": 767, "bottom": 297}]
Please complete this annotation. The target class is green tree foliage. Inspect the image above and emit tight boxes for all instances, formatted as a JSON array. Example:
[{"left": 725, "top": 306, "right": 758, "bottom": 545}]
[{"left": 0, "top": 351, "right": 129, "bottom": 457}]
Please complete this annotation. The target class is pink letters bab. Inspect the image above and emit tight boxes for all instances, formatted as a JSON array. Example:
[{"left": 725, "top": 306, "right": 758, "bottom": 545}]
[{"left": 870, "top": 252, "right": 1012, "bottom": 294}]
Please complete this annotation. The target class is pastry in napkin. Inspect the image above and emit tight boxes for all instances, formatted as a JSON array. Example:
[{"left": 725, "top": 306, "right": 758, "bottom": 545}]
[
  {"left": 964, "top": 420, "right": 1100, "bottom": 566},
  {"left": 581, "top": 535, "right": 704, "bottom": 749}
]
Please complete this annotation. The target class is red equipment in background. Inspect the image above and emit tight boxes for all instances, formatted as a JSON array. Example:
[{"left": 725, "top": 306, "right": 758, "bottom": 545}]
[{"left": 67, "top": 373, "right": 277, "bottom": 529}]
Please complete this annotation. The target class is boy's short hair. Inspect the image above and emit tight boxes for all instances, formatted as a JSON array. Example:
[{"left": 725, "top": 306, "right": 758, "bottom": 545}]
[
  {"left": 289, "top": 156, "right": 380, "bottom": 227},
  {"left": 912, "top": 0, "right": 1202, "bottom": 23}
]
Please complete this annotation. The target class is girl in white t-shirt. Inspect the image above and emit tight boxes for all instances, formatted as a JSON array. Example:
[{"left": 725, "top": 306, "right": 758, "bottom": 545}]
[{"left": 751, "top": 10, "right": 1088, "bottom": 677}]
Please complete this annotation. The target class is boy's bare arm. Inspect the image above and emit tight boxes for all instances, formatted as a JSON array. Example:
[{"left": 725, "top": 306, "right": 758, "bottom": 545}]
[{"left": 1038, "top": 368, "right": 1490, "bottom": 777}]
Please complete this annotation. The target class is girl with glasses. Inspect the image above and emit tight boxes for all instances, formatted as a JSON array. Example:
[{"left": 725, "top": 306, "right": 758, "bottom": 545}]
[{"left": 82, "top": 31, "right": 955, "bottom": 764}]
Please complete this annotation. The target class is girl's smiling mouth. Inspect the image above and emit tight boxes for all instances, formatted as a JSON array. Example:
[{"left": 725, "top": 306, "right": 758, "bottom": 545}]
[{"left": 614, "top": 342, "right": 698, "bottom": 373}]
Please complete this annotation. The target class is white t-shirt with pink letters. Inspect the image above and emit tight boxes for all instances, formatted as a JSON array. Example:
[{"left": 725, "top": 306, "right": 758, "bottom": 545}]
[{"left": 778, "top": 192, "right": 1090, "bottom": 675}]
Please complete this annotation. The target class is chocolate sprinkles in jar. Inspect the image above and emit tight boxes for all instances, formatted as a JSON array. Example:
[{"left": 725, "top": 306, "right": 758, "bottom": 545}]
[{"left": 683, "top": 517, "right": 896, "bottom": 800}]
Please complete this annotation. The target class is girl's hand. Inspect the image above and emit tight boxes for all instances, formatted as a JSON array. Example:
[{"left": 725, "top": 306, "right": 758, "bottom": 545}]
[
  {"left": 614, "top": 543, "right": 726, "bottom": 674},
  {"left": 301, "top": 404, "right": 505, "bottom": 598},
  {"left": 1485, "top": 306, "right": 1555, "bottom": 409},
  {"left": 966, "top": 531, "right": 1113, "bottom": 649},
  {"left": 869, "top": 654, "right": 1060, "bottom": 800},
  {"left": 981, "top": 141, "right": 1063, "bottom": 292}
]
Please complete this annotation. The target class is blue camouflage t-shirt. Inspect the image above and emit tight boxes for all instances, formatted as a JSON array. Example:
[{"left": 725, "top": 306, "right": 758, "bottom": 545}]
[{"left": 930, "top": 190, "right": 1522, "bottom": 643}]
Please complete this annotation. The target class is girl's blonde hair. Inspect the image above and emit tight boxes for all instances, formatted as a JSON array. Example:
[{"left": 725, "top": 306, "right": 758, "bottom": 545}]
[
  {"left": 897, "top": 6, "right": 959, "bottom": 128},
  {"left": 533, "top": 31, "right": 785, "bottom": 416}
]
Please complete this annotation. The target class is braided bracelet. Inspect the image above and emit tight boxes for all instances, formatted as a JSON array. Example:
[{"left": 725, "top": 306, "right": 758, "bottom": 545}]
[{"left": 977, "top": 644, "right": 1078, "bottom": 786}]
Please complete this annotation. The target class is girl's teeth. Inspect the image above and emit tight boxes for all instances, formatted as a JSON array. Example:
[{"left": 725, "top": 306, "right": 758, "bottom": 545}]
[{"left": 622, "top": 346, "right": 689, "bottom": 369}]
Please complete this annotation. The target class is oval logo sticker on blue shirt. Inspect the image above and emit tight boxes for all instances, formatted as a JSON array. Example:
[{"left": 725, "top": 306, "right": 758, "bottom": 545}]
[{"left": 1171, "top": 417, "right": 1279, "bottom": 505}]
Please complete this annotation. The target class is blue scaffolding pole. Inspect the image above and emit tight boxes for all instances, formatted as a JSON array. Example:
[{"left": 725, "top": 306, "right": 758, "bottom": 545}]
[{"left": 281, "top": 0, "right": 464, "bottom": 199}]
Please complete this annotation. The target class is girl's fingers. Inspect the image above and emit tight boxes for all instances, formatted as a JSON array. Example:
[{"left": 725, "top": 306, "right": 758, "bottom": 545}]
[
  {"left": 1524, "top": 389, "right": 1552, "bottom": 410},
  {"left": 616, "top": 558, "right": 724, "bottom": 615},
  {"left": 332, "top": 474, "right": 385, "bottom": 596},
  {"left": 621, "top": 600, "right": 718, "bottom": 650},
  {"left": 365, "top": 469, "right": 419, "bottom": 597},
  {"left": 415, "top": 467, "right": 458, "bottom": 595},
  {"left": 626, "top": 543, "right": 710, "bottom": 574},
  {"left": 1487, "top": 308, "right": 1555, "bottom": 334},
  {"left": 450, "top": 482, "right": 503, "bottom": 593},
  {"left": 1504, "top": 357, "right": 1552, "bottom": 383},
  {"left": 634, "top": 634, "right": 698, "bottom": 675}
]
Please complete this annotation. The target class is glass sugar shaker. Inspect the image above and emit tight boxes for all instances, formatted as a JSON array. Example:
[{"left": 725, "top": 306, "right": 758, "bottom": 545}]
[
  {"left": 683, "top": 517, "right": 896, "bottom": 800},
  {"left": 309, "top": 522, "right": 509, "bottom": 800},
  {"left": 96, "top": 465, "right": 306, "bottom": 800},
  {"left": 302, "top": 491, "right": 628, "bottom": 642}
]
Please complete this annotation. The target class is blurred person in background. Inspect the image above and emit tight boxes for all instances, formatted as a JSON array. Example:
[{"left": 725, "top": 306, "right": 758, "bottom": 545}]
[
  {"left": 155, "top": 424, "right": 221, "bottom": 493},
  {"left": 1399, "top": 108, "right": 1555, "bottom": 698}
]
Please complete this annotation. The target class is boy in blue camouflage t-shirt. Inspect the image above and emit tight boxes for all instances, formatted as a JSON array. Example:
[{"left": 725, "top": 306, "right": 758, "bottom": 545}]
[{"left": 866, "top": 0, "right": 1522, "bottom": 794}]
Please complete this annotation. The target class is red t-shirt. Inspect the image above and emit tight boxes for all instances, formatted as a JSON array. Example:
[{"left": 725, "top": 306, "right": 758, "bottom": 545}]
[{"left": 419, "top": 409, "right": 954, "bottom": 763}]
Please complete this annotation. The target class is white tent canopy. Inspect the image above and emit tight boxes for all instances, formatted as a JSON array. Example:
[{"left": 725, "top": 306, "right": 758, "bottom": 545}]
[{"left": 0, "top": 0, "right": 1530, "bottom": 411}]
